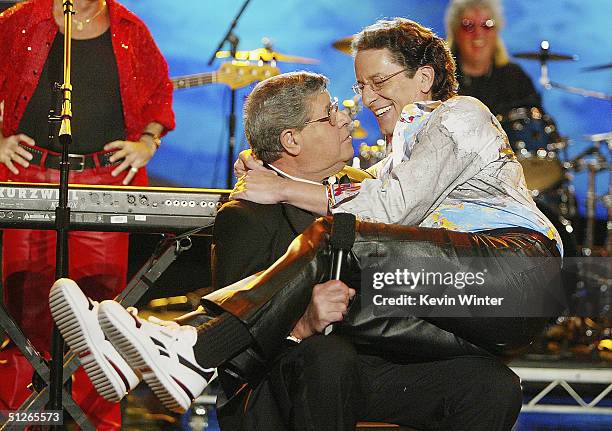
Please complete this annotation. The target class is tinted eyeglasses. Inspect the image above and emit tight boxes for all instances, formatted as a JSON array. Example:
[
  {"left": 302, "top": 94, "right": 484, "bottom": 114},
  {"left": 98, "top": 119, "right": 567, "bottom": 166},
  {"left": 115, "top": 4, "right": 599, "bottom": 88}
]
[
  {"left": 352, "top": 68, "right": 408, "bottom": 95},
  {"left": 304, "top": 98, "right": 339, "bottom": 127},
  {"left": 460, "top": 18, "right": 496, "bottom": 33}
]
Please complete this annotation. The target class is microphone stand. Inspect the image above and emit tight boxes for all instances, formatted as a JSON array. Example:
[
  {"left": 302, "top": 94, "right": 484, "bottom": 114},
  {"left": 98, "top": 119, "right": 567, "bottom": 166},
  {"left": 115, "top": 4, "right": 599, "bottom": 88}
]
[
  {"left": 48, "top": 0, "right": 74, "bottom": 419},
  {"left": 206, "top": 0, "right": 252, "bottom": 188},
  {"left": 226, "top": 34, "right": 239, "bottom": 189}
]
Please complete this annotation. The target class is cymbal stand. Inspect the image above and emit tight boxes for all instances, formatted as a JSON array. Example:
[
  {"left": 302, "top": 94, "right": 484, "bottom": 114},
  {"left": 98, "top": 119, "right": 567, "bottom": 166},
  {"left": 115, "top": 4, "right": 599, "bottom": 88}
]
[
  {"left": 581, "top": 150, "right": 609, "bottom": 256},
  {"left": 206, "top": 0, "right": 252, "bottom": 188},
  {"left": 606, "top": 174, "right": 612, "bottom": 257},
  {"left": 538, "top": 41, "right": 612, "bottom": 101},
  {"left": 579, "top": 134, "right": 612, "bottom": 256},
  {"left": 603, "top": 137, "right": 612, "bottom": 256},
  {"left": 585, "top": 159, "right": 597, "bottom": 255}
]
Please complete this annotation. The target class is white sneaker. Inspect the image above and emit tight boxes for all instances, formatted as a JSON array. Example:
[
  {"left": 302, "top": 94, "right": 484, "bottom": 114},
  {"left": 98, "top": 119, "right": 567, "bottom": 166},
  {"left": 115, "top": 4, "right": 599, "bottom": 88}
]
[
  {"left": 48, "top": 278, "right": 141, "bottom": 402},
  {"left": 97, "top": 300, "right": 216, "bottom": 413}
]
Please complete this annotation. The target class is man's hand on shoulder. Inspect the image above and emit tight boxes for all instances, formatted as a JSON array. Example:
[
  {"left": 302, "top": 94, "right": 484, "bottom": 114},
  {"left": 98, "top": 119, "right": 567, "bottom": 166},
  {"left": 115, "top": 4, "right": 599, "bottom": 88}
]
[
  {"left": 233, "top": 149, "right": 266, "bottom": 179},
  {"left": 230, "top": 169, "right": 288, "bottom": 204},
  {"left": 291, "top": 280, "right": 356, "bottom": 339}
]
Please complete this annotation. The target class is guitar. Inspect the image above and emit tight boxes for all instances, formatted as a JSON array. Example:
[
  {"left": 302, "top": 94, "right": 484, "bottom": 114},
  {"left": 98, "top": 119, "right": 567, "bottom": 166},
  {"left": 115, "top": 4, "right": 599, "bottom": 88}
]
[{"left": 171, "top": 62, "right": 280, "bottom": 90}]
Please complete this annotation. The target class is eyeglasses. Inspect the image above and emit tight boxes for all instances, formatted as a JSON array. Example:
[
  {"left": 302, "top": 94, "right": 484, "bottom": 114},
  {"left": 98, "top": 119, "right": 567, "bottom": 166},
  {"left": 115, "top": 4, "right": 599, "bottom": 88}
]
[
  {"left": 304, "top": 98, "right": 339, "bottom": 127},
  {"left": 352, "top": 68, "right": 408, "bottom": 95},
  {"left": 460, "top": 18, "right": 496, "bottom": 33}
]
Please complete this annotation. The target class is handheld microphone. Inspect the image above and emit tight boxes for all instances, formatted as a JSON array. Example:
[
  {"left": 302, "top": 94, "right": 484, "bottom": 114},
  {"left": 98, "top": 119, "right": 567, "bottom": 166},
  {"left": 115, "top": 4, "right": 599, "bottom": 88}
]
[
  {"left": 325, "top": 213, "right": 356, "bottom": 335},
  {"left": 330, "top": 213, "right": 356, "bottom": 280}
]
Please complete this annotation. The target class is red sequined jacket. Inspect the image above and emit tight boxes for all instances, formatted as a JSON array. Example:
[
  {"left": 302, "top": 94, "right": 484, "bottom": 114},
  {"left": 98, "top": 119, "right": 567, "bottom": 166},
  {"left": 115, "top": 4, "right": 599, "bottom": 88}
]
[{"left": 0, "top": 0, "right": 175, "bottom": 171}]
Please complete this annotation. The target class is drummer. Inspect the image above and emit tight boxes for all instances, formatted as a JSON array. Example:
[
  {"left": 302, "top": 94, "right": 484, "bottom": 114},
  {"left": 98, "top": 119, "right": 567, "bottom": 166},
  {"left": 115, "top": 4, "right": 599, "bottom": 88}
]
[
  {"left": 445, "top": 0, "right": 580, "bottom": 257},
  {"left": 445, "top": 0, "right": 541, "bottom": 116}
]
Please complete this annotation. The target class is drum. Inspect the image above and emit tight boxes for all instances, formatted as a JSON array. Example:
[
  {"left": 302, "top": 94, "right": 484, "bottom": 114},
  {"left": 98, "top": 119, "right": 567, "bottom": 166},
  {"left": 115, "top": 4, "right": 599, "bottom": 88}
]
[{"left": 499, "top": 106, "right": 566, "bottom": 192}]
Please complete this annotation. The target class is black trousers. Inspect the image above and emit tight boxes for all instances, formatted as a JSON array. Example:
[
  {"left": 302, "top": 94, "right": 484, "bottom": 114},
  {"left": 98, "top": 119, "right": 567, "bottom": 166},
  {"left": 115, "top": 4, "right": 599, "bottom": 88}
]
[
  {"left": 217, "top": 334, "right": 522, "bottom": 431},
  {"left": 269, "top": 334, "right": 522, "bottom": 431}
]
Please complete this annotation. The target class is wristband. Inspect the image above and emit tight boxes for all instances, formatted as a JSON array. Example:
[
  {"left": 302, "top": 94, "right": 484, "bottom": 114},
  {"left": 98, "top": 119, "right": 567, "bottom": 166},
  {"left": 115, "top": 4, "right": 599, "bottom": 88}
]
[
  {"left": 140, "top": 132, "right": 161, "bottom": 149},
  {"left": 326, "top": 183, "right": 336, "bottom": 215}
]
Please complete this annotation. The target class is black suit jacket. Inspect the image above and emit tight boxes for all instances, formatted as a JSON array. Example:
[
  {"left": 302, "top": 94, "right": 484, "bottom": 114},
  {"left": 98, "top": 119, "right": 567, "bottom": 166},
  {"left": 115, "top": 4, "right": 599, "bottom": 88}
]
[
  {"left": 211, "top": 200, "right": 316, "bottom": 431},
  {"left": 212, "top": 200, "right": 317, "bottom": 290}
]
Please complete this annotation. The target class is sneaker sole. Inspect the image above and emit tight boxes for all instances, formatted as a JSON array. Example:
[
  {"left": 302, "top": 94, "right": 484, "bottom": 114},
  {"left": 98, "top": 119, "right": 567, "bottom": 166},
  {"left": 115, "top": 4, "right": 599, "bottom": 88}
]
[
  {"left": 98, "top": 301, "right": 193, "bottom": 413},
  {"left": 49, "top": 281, "right": 131, "bottom": 402}
]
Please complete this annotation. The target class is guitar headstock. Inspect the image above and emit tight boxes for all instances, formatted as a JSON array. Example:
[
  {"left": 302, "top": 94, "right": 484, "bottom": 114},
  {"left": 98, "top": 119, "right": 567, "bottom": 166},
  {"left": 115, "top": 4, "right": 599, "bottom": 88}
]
[{"left": 216, "top": 62, "right": 280, "bottom": 89}]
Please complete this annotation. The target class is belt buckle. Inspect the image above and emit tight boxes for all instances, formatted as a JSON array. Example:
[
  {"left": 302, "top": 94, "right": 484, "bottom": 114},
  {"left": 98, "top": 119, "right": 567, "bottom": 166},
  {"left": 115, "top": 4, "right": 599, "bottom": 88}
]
[{"left": 68, "top": 154, "right": 86, "bottom": 172}]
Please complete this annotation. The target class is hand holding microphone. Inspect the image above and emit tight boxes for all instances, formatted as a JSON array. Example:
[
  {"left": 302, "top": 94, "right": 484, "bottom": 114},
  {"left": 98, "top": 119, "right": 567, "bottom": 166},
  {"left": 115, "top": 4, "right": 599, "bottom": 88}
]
[
  {"left": 289, "top": 214, "right": 357, "bottom": 340},
  {"left": 325, "top": 213, "right": 356, "bottom": 334},
  {"left": 294, "top": 280, "right": 355, "bottom": 338}
]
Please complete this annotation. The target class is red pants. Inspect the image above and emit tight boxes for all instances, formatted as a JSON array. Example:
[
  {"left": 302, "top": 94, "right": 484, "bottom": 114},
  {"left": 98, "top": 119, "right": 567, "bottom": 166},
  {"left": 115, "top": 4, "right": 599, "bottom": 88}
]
[
  {"left": 1, "top": 163, "right": 147, "bottom": 430},
  {"left": 0, "top": 346, "right": 122, "bottom": 430}
]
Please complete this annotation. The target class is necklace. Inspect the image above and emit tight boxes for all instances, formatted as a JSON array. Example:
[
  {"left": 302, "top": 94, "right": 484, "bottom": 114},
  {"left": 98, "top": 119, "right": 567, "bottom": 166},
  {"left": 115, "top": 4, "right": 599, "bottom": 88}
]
[{"left": 72, "top": 0, "right": 106, "bottom": 31}]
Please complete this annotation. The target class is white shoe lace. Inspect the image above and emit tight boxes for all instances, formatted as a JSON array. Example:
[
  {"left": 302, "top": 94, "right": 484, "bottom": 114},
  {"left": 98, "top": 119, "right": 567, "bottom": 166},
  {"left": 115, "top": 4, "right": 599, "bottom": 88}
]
[
  {"left": 147, "top": 315, "right": 180, "bottom": 330},
  {"left": 87, "top": 297, "right": 100, "bottom": 309},
  {"left": 126, "top": 306, "right": 139, "bottom": 317},
  {"left": 125, "top": 306, "right": 176, "bottom": 328},
  {"left": 109, "top": 304, "right": 194, "bottom": 341}
]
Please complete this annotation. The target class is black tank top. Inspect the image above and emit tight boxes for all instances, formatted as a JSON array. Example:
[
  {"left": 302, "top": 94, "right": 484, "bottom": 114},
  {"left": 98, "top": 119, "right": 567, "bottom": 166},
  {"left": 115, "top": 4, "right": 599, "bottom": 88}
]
[{"left": 19, "top": 30, "right": 125, "bottom": 154}]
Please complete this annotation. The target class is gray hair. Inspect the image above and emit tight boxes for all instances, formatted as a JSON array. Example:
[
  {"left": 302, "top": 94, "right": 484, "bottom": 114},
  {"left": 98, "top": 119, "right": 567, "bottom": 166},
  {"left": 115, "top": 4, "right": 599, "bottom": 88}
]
[
  {"left": 445, "top": 0, "right": 509, "bottom": 66},
  {"left": 243, "top": 71, "right": 328, "bottom": 164}
]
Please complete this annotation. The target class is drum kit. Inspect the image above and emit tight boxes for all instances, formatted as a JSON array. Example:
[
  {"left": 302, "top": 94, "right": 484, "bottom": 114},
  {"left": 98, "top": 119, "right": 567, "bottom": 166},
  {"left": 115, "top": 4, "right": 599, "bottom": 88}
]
[
  {"left": 491, "top": 45, "right": 612, "bottom": 359},
  {"left": 487, "top": 42, "right": 612, "bottom": 267}
]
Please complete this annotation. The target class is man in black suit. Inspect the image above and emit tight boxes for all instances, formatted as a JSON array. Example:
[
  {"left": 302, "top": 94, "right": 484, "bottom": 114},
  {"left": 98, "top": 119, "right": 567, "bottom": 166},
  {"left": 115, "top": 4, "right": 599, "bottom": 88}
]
[{"left": 210, "top": 71, "right": 362, "bottom": 430}]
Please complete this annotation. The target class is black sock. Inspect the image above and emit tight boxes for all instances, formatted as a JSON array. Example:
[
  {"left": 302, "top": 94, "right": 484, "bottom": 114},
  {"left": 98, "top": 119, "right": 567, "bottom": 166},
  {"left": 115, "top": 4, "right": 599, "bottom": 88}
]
[{"left": 192, "top": 313, "right": 253, "bottom": 368}]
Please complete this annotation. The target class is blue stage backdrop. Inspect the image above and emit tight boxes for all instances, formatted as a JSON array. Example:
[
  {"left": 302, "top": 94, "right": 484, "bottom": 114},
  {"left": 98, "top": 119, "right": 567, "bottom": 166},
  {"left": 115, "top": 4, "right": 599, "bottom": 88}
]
[{"left": 121, "top": 0, "right": 611, "bottom": 217}]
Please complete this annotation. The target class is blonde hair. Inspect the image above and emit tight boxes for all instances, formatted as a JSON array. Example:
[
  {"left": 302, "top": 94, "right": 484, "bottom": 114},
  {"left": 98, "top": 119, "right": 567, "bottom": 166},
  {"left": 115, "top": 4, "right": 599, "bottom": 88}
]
[{"left": 445, "top": 0, "right": 510, "bottom": 67}]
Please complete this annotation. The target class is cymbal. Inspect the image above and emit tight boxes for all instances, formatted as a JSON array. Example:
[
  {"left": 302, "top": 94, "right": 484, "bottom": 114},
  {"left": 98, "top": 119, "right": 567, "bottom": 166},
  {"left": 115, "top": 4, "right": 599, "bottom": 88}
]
[
  {"left": 216, "top": 48, "right": 319, "bottom": 64},
  {"left": 332, "top": 36, "right": 354, "bottom": 55},
  {"left": 351, "top": 120, "right": 368, "bottom": 139},
  {"left": 513, "top": 51, "right": 578, "bottom": 61},
  {"left": 583, "top": 131, "right": 612, "bottom": 142},
  {"left": 582, "top": 63, "right": 612, "bottom": 72}
]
